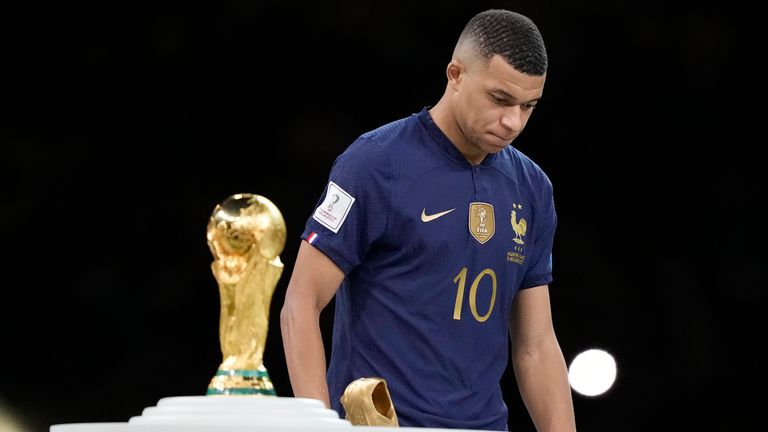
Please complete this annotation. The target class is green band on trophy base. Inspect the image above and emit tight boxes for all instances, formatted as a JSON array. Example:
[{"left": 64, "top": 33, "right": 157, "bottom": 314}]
[
  {"left": 214, "top": 369, "right": 270, "bottom": 378},
  {"left": 207, "top": 366, "right": 277, "bottom": 396},
  {"left": 206, "top": 388, "right": 277, "bottom": 396}
]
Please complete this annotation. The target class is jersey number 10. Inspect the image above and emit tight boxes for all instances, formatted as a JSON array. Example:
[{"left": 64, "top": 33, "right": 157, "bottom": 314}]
[{"left": 452, "top": 267, "right": 497, "bottom": 322}]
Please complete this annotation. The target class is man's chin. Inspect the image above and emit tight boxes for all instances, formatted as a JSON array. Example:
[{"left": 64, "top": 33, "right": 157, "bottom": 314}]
[
  {"left": 483, "top": 140, "right": 511, "bottom": 153},
  {"left": 486, "top": 134, "right": 514, "bottom": 151}
]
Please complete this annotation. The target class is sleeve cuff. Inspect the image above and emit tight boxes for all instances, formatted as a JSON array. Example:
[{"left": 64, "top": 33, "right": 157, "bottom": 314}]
[{"left": 520, "top": 273, "right": 553, "bottom": 289}]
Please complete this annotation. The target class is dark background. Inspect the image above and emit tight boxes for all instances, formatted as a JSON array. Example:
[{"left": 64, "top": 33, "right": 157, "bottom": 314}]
[{"left": 1, "top": 1, "right": 764, "bottom": 431}]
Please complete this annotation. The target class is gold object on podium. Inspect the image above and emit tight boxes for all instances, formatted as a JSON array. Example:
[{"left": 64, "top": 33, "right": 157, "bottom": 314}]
[
  {"left": 205, "top": 193, "right": 287, "bottom": 396},
  {"left": 340, "top": 377, "right": 399, "bottom": 427}
]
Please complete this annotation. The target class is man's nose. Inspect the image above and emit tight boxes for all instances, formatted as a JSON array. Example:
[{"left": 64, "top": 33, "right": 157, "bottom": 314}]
[{"left": 500, "top": 106, "right": 523, "bottom": 133}]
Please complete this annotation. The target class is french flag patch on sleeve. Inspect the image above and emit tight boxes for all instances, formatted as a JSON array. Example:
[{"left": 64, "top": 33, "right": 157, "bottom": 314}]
[{"left": 307, "top": 232, "right": 318, "bottom": 244}]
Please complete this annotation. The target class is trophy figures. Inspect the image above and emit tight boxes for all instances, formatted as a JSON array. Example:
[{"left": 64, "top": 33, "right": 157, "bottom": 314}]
[{"left": 205, "top": 193, "right": 287, "bottom": 396}]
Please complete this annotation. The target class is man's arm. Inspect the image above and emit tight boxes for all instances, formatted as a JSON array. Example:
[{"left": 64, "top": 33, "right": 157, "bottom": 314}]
[
  {"left": 509, "top": 285, "right": 576, "bottom": 432},
  {"left": 280, "top": 240, "right": 345, "bottom": 408}
]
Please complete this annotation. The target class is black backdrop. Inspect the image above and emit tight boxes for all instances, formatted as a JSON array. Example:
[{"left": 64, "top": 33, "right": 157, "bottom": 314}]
[{"left": 2, "top": 1, "right": 764, "bottom": 431}]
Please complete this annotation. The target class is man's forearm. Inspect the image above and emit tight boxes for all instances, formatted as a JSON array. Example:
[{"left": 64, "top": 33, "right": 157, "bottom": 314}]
[
  {"left": 280, "top": 303, "right": 331, "bottom": 408},
  {"left": 513, "top": 336, "right": 576, "bottom": 432}
]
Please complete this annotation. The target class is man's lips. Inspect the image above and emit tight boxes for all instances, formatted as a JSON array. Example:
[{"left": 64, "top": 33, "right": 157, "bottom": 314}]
[{"left": 489, "top": 132, "right": 514, "bottom": 142}]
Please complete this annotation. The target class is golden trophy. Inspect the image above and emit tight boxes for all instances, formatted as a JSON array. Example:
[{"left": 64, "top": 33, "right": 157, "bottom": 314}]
[{"left": 205, "top": 193, "right": 286, "bottom": 396}]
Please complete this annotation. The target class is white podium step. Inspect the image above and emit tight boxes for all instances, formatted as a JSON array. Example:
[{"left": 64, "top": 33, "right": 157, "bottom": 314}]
[
  {"left": 51, "top": 396, "right": 350, "bottom": 431},
  {"left": 50, "top": 395, "right": 493, "bottom": 432}
]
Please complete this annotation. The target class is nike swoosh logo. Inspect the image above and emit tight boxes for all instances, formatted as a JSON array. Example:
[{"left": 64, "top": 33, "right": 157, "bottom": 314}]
[{"left": 421, "top": 208, "right": 456, "bottom": 222}]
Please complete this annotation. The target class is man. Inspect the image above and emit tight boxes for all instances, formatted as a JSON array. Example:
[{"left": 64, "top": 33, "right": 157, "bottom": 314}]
[{"left": 281, "top": 9, "right": 576, "bottom": 431}]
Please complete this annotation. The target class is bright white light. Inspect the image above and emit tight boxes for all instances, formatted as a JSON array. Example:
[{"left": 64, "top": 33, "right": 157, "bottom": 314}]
[{"left": 568, "top": 348, "right": 617, "bottom": 396}]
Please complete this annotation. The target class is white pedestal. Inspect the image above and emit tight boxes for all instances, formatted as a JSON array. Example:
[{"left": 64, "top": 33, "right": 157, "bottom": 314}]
[
  {"left": 51, "top": 396, "right": 348, "bottom": 431},
  {"left": 49, "top": 395, "right": 490, "bottom": 432}
]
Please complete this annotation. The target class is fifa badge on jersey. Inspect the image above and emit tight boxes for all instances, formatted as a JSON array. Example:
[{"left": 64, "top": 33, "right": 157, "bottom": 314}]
[
  {"left": 313, "top": 181, "right": 355, "bottom": 233},
  {"left": 469, "top": 202, "right": 495, "bottom": 244}
]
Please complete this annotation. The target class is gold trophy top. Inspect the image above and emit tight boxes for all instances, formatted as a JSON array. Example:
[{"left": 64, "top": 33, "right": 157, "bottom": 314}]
[{"left": 207, "top": 193, "right": 287, "bottom": 276}]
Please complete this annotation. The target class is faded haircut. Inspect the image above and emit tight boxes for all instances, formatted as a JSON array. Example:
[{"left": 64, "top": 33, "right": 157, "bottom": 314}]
[{"left": 458, "top": 9, "right": 548, "bottom": 76}]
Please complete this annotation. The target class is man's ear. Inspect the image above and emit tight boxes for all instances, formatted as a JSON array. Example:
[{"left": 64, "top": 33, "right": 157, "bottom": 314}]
[{"left": 447, "top": 60, "right": 464, "bottom": 90}]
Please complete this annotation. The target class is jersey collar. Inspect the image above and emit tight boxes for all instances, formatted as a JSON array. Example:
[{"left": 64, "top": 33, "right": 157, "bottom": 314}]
[{"left": 416, "top": 107, "right": 499, "bottom": 168}]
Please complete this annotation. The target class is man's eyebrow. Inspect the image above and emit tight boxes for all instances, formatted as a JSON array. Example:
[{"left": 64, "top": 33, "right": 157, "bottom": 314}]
[
  {"left": 491, "top": 89, "right": 541, "bottom": 104},
  {"left": 492, "top": 89, "right": 516, "bottom": 99}
]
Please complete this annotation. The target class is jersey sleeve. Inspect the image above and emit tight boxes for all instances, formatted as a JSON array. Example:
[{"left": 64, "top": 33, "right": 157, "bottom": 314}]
[
  {"left": 520, "top": 175, "right": 557, "bottom": 289},
  {"left": 300, "top": 136, "right": 390, "bottom": 274}
]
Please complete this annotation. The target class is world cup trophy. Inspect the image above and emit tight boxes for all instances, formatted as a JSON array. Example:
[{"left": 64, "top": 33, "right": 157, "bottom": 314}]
[{"left": 205, "top": 193, "right": 286, "bottom": 396}]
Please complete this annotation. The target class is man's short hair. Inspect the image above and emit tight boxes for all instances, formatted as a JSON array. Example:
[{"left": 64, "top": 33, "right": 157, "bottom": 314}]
[{"left": 459, "top": 9, "right": 548, "bottom": 76}]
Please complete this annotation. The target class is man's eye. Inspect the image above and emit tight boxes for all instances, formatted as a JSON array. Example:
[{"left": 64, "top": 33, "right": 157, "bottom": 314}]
[{"left": 490, "top": 94, "right": 506, "bottom": 104}]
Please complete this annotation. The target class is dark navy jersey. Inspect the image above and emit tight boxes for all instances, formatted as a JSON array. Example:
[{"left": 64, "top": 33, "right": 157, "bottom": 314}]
[{"left": 301, "top": 107, "right": 557, "bottom": 431}]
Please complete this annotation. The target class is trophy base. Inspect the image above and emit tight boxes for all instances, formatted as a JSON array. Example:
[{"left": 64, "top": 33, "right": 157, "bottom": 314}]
[{"left": 206, "top": 368, "right": 276, "bottom": 396}]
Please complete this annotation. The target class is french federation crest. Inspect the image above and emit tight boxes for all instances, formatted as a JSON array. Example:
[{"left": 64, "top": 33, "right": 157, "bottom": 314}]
[
  {"left": 468, "top": 202, "right": 495, "bottom": 244},
  {"left": 510, "top": 203, "right": 527, "bottom": 245}
]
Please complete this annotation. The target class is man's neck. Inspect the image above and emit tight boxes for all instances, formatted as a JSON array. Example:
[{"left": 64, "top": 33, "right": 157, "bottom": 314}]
[{"left": 428, "top": 102, "right": 487, "bottom": 166}]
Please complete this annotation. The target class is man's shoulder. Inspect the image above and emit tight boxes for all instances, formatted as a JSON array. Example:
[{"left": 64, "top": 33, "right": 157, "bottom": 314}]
[
  {"left": 334, "top": 113, "right": 416, "bottom": 172},
  {"left": 358, "top": 111, "right": 423, "bottom": 146},
  {"left": 497, "top": 145, "right": 553, "bottom": 190},
  {"left": 337, "top": 111, "right": 424, "bottom": 164}
]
